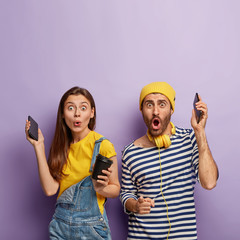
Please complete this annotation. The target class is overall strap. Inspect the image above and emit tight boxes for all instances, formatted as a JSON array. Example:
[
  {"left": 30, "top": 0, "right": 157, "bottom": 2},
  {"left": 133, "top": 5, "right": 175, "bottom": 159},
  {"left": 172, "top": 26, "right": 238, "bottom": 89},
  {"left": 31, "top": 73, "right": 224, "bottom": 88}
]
[{"left": 89, "top": 137, "right": 107, "bottom": 172}]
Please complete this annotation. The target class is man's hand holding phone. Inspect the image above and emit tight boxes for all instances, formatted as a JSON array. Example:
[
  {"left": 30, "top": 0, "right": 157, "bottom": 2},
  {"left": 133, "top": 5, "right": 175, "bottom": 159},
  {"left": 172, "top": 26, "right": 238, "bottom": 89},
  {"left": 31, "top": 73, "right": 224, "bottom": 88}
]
[
  {"left": 193, "top": 93, "right": 202, "bottom": 123},
  {"left": 191, "top": 93, "right": 208, "bottom": 130}
]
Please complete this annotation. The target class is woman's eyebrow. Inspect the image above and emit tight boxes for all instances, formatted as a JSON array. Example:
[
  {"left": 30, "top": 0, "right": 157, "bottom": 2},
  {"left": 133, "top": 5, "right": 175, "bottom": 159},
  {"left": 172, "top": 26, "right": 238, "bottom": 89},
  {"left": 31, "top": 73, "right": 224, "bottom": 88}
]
[
  {"left": 64, "top": 101, "right": 75, "bottom": 107},
  {"left": 65, "top": 101, "right": 89, "bottom": 105},
  {"left": 81, "top": 101, "right": 90, "bottom": 105}
]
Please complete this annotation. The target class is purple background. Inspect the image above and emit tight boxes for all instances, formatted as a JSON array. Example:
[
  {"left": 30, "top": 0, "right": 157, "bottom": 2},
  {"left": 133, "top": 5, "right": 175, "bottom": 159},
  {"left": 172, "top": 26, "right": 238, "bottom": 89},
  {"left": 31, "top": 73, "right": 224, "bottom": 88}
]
[{"left": 1, "top": 1, "right": 240, "bottom": 239}]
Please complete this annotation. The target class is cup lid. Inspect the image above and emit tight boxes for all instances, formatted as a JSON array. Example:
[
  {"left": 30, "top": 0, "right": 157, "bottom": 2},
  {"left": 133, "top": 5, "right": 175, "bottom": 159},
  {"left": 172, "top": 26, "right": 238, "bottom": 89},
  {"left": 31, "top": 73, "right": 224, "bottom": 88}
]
[{"left": 96, "top": 154, "right": 113, "bottom": 164}]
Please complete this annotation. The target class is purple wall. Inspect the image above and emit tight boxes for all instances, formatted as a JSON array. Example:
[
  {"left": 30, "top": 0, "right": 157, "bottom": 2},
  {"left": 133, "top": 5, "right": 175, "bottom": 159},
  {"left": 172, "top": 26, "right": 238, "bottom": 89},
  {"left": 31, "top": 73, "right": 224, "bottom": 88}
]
[{"left": 1, "top": 1, "right": 239, "bottom": 239}]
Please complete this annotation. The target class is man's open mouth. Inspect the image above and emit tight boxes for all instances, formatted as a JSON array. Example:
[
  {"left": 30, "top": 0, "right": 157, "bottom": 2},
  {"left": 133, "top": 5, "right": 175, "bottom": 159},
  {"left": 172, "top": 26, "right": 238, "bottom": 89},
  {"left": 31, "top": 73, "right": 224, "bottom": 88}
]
[{"left": 152, "top": 118, "right": 160, "bottom": 129}]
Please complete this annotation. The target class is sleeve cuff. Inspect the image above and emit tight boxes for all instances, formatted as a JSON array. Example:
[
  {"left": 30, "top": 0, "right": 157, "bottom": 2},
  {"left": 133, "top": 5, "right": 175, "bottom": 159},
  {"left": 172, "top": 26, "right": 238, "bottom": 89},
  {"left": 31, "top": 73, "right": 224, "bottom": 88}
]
[{"left": 122, "top": 195, "right": 138, "bottom": 215}]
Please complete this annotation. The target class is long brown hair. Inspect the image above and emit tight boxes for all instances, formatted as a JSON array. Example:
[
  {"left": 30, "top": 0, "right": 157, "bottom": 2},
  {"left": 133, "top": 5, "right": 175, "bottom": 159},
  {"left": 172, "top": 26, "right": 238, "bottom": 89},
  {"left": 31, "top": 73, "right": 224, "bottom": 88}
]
[{"left": 48, "top": 87, "right": 96, "bottom": 181}]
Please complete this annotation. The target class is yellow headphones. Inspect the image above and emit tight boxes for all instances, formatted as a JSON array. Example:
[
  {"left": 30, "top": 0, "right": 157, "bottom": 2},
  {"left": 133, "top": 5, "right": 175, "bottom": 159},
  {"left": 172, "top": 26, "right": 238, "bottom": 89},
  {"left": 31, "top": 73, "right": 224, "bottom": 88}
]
[{"left": 147, "top": 122, "right": 176, "bottom": 148}]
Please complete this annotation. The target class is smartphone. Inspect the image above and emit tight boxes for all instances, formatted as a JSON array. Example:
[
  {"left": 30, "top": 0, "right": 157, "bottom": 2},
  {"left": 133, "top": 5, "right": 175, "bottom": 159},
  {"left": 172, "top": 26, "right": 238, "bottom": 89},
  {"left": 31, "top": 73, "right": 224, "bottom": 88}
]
[
  {"left": 193, "top": 93, "right": 202, "bottom": 123},
  {"left": 28, "top": 116, "right": 38, "bottom": 141}
]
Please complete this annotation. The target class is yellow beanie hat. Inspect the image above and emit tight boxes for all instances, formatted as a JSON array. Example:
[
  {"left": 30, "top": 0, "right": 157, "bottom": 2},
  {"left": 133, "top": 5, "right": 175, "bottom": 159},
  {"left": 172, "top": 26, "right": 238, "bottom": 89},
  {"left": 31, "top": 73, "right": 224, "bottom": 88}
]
[{"left": 139, "top": 82, "right": 176, "bottom": 112}]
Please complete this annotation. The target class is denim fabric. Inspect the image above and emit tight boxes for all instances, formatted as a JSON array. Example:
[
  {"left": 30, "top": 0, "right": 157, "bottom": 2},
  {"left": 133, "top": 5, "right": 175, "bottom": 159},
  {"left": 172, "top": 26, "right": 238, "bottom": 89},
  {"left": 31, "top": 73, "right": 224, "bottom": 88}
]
[
  {"left": 49, "top": 137, "right": 111, "bottom": 240},
  {"left": 89, "top": 137, "right": 107, "bottom": 172}
]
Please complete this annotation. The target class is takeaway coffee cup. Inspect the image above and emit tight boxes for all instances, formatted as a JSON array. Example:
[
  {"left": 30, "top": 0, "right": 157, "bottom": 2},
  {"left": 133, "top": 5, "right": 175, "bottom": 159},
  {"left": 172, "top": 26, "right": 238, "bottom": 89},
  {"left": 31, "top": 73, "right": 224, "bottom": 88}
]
[{"left": 92, "top": 154, "right": 113, "bottom": 180}]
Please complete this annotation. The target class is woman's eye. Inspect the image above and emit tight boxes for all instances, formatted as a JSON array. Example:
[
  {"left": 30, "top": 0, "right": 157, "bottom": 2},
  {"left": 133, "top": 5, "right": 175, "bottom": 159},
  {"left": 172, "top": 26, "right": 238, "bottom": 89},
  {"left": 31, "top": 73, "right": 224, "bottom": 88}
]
[
  {"left": 81, "top": 106, "right": 87, "bottom": 111},
  {"left": 68, "top": 106, "right": 74, "bottom": 110}
]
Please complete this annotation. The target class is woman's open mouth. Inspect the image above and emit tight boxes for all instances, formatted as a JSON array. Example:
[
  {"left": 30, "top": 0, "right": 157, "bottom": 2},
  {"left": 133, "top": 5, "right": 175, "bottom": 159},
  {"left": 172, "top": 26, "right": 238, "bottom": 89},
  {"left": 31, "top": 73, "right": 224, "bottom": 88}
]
[{"left": 74, "top": 122, "right": 81, "bottom": 127}]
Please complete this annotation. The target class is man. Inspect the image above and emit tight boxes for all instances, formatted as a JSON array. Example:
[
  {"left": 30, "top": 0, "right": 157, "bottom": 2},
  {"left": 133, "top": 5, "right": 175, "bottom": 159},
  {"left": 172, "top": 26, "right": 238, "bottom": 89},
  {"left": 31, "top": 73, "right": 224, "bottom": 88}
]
[{"left": 120, "top": 82, "right": 218, "bottom": 240}]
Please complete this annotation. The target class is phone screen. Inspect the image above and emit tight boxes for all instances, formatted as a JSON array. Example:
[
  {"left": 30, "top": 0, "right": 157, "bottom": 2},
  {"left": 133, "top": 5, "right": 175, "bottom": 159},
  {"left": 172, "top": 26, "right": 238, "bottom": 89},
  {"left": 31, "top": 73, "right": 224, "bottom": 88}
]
[
  {"left": 193, "top": 93, "right": 201, "bottom": 123},
  {"left": 28, "top": 116, "right": 38, "bottom": 141}
]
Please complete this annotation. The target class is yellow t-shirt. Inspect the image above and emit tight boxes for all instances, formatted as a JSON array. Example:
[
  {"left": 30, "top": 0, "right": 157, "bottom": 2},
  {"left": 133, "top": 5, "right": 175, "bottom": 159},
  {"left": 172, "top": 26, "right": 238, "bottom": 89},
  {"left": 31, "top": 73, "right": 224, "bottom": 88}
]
[{"left": 58, "top": 131, "right": 116, "bottom": 214}]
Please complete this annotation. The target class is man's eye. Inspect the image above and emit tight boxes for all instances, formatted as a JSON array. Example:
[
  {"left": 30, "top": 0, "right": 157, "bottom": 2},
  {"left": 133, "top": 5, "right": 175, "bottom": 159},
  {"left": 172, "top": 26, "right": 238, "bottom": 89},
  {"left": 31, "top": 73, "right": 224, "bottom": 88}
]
[
  {"left": 160, "top": 102, "right": 166, "bottom": 107},
  {"left": 147, "top": 103, "right": 152, "bottom": 107}
]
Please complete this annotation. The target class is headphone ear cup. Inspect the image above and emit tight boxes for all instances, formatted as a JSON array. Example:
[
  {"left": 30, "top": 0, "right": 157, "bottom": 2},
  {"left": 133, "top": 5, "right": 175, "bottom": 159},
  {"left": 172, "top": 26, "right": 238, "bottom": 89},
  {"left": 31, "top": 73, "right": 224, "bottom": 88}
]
[
  {"left": 154, "top": 135, "right": 171, "bottom": 148},
  {"left": 162, "top": 135, "right": 171, "bottom": 148},
  {"left": 154, "top": 136, "right": 163, "bottom": 148}
]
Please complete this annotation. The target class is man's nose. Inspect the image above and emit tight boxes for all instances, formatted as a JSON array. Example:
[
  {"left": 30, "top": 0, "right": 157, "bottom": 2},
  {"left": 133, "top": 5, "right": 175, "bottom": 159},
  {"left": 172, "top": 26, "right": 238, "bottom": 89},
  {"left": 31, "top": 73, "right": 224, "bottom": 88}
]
[{"left": 153, "top": 106, "right": 160, "bottom": 115}]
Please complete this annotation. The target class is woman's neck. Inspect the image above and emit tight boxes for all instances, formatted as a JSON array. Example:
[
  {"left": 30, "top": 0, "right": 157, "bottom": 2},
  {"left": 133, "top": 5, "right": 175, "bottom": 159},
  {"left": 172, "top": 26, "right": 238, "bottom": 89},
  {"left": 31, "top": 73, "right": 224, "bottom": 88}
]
[{"left": 71, "top": 128, "right": 91, "bottom": 143}]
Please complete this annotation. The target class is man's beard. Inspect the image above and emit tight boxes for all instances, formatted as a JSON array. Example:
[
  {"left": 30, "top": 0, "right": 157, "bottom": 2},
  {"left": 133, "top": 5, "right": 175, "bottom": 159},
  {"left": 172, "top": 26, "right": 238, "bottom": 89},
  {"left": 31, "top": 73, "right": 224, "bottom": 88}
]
[{"left": 143, "top": 112, "right": 171, "bottom": 137}]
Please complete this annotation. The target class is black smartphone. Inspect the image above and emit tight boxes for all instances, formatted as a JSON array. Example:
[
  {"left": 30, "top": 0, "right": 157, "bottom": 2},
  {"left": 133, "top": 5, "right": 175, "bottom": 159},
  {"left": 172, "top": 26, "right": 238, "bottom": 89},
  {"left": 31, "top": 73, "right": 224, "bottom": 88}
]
[
  {"left": 193, "top": 93, "right": 202, "bottom": 123},
  {"left": 28, "top": 116, "right": 38, "bottom": 141}
]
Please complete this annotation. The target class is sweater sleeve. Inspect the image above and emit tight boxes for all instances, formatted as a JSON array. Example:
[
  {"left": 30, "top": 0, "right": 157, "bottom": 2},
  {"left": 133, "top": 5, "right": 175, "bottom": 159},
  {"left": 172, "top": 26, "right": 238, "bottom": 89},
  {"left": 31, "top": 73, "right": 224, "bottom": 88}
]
[
  {"left": 119, "top": 145, "right": 138, "bottom": 214},
  {"left": 189, "top": 129, "right": 200, "bottom": 182}
]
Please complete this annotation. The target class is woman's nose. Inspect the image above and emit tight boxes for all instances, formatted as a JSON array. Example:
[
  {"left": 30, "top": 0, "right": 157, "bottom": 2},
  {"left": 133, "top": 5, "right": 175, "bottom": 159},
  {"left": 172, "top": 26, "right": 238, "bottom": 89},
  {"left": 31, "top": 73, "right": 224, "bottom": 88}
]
[{"left": 75, "top": 108, "right": 80, "bottom": 117}]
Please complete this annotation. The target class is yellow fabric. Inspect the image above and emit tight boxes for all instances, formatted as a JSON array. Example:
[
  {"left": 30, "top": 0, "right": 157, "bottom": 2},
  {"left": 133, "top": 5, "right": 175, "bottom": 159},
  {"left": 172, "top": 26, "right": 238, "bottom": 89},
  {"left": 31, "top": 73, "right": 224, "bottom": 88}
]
[
  {"left": 147, "top": 122, "right": 176, "bottom": 148},
  {"left": 58, "top": 131, "right": 116, "bottom": 214},
  {"left": 139, "top": 82, "right": 176, "bottom": 112}
]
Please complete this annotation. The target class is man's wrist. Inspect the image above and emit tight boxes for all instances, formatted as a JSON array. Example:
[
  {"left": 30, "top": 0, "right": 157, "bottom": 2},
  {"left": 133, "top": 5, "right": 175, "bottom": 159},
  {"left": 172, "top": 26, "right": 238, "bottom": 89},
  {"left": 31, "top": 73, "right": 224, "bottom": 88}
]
[{"left": 126, "top": 198, "right": 138, "bottom": 213}]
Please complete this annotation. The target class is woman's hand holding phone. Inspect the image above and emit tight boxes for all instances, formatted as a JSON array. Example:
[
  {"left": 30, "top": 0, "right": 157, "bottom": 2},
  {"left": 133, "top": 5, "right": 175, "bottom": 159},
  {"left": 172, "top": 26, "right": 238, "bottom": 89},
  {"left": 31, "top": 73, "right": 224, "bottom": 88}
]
[{"left": 25, "top": 116, "right": 44, "bottom": 146}]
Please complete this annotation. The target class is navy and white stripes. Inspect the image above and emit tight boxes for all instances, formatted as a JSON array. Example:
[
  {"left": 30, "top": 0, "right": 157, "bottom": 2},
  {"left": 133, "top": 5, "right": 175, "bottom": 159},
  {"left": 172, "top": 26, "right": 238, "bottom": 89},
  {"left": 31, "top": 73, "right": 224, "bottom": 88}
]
[{"left": 120, "top": 127, "right": 199, "bottom": 240}]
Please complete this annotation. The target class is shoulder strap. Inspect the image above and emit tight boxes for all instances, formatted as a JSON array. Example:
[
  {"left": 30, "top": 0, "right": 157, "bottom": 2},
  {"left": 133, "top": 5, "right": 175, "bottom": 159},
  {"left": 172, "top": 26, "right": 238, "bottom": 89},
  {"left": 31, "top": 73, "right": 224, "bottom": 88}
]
[{"left": 89, "top": 137, "right": 107, "bottom": 172}]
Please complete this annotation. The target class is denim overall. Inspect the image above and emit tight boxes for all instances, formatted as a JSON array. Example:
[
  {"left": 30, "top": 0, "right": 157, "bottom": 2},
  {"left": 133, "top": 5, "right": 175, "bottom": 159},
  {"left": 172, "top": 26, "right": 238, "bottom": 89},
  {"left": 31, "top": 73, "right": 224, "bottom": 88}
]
[{"left": 49, "top": 137, "right": 111, "bottom": 240}]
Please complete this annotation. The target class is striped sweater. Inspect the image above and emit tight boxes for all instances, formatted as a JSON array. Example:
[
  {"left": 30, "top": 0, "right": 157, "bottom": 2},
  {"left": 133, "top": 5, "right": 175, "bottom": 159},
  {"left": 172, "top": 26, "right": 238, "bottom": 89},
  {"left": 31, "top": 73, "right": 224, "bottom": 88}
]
[{"left": 120, "top": 127, "right": 199, "bottom": 240}]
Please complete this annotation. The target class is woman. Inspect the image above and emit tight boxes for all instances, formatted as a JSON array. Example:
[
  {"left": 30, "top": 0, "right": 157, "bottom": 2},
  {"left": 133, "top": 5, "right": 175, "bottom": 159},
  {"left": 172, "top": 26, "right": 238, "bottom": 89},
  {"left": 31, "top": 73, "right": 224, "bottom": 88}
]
[{"left": 25, "top": 87, "right": 120, "bottom": 239}]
